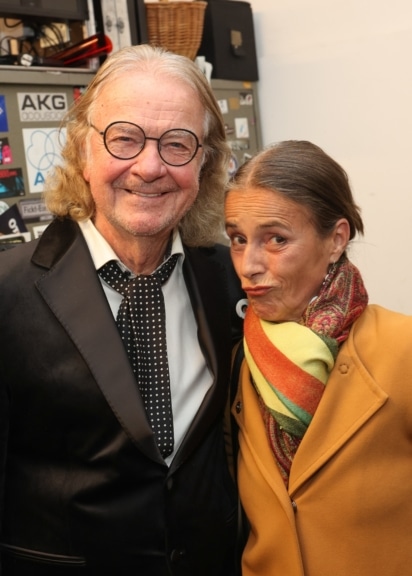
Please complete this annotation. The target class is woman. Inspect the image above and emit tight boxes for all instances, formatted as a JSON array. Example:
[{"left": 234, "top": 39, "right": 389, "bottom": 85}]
[{"left": 225, "top": 140, "right": 412, "bottom": 576}]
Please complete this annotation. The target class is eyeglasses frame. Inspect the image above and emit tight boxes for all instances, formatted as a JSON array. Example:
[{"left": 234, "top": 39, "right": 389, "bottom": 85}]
[{"left": 89, "top": 121, "right": 203, "bottom": 167}]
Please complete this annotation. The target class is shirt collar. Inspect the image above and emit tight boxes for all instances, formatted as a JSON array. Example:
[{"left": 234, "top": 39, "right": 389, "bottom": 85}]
[{"left": 78, "top": 219, "right": 185, "bottom": 274}]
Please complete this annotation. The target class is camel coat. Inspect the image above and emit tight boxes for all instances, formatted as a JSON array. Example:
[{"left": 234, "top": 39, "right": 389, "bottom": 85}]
[{"left": 233, "top": 305, "right": 412, "bottom": 576}]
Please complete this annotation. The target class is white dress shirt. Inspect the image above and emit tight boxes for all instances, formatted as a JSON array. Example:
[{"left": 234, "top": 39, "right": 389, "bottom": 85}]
[{"left": 78, "top": 219, "right": 212, "bottom": 465}]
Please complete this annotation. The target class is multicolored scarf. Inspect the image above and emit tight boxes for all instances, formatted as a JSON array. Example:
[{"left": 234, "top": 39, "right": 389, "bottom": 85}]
[{"left": 244, "top": 256, "right": 368, "bottom": 485}]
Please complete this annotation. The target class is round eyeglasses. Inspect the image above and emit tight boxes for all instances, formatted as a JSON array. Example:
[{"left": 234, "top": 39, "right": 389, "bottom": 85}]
[{"left": 89, "top": 121, "right": 203, "bottom": 167}]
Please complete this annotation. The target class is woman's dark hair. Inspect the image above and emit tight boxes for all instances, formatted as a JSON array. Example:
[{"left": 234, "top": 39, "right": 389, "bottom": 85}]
[{"left": 227, "top": 140, "right": 364, "bottom": 239}]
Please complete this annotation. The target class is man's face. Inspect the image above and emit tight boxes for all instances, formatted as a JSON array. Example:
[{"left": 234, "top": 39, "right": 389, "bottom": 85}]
[{"left": 83, "top": 71, "right": 206, "bottom": 245}]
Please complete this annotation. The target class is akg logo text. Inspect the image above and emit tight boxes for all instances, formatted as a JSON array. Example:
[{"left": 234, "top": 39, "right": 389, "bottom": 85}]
[{"left": 17, "top": 93, "right": 68, "bottom": 122}]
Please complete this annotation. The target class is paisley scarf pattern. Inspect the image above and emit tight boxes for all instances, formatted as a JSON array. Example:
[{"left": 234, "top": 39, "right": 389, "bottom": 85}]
[{"left": 244, "top": 256, "right": 368, "bottom": 485}]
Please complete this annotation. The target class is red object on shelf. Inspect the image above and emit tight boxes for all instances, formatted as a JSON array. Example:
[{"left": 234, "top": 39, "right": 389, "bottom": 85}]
[{"left": 51, "top": 33, "right": 113, "bottom": 66}]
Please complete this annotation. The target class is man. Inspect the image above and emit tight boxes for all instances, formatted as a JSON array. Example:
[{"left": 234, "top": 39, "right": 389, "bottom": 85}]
[{"left": 0, "top": 45, "right": 244, "bottom": 575}]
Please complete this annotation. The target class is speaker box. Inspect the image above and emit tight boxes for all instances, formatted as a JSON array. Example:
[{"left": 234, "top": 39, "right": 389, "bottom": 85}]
[{"left": 198, "top": 0, "right": 259, "bottom": 81}]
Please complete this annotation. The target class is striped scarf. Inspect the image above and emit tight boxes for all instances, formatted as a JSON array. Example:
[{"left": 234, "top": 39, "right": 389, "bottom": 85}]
[{"left": 244, "top": 257, "right": 368, "bottom": 486}]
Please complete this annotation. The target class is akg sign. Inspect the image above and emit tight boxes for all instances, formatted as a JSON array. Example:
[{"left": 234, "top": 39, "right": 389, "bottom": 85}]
[{"left": 17, "top": 92, "right": 68, "bottom": 122}]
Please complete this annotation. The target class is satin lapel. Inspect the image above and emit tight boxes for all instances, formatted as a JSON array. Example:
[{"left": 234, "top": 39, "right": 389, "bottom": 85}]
[
  {"left": 33, "top": 220, "right": 162, "bottom": 464},
  {"left": 289, "top": 348, "right": 388, "bottom": 494},
  {"left": 171, "top": 248, "right": 232, "bottom": 467}
]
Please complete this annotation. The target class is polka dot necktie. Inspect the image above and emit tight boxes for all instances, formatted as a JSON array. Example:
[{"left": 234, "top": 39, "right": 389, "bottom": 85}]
[{"left": 99, "top": 254, "right": 179, "bottom": 458}]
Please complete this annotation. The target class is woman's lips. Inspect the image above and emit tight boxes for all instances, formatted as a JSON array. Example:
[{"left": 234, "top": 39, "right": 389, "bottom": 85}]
[{"left": 243, "top": 286, "right": 272, "bottom": 297}]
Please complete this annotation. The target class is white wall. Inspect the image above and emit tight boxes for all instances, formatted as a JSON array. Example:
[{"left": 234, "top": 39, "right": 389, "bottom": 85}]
[{"left": 248, "top": 0, "right": 412, "bottom": 314}]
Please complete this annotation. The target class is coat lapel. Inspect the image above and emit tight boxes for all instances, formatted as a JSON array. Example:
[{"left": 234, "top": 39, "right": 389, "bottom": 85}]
[
  {"left": 289, "top": 348, "right": 388, "bottom": 494},
  {"left": 171, "top": 247, "right": 233, "bottom": 467},
  {"left": 32, "top": 219, "right": 163, "bottom": 464}
]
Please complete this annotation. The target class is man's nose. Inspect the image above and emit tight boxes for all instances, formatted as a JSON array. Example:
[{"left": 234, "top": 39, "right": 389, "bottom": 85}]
[{"left": 129, "top": 139, "right": 166, "bottom": 179}]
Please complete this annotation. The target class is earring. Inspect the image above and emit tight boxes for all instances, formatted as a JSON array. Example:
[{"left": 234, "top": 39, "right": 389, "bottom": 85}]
[{"left": 322, "top": 262, "right": 337, "bottom": 287}]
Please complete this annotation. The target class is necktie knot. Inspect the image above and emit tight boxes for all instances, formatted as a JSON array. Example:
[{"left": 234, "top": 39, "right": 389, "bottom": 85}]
[{"left": 99, "top": 253, "right": 179, "bottom": 297}]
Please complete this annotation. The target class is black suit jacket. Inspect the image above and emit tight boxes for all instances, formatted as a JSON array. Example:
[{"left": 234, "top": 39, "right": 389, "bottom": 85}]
[{"left": 0, "top": 218, "right": 244, "bottom": 575}]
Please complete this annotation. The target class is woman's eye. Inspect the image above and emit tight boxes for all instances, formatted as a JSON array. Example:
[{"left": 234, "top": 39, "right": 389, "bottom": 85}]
[
  {"left": 270, "top": 234, "right": 286, "bottom": 245},
  {"left": 229, "top": 234, "right": 246, "bottom": 247}
]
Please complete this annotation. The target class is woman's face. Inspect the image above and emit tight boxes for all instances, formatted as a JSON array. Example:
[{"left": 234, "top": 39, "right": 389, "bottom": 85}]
[{"left": 225, "top": 186, "right": 347, "bottom": 323}]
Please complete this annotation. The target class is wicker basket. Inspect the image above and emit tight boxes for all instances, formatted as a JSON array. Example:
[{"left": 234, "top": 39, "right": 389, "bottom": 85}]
[{"left": 145, "top": 0, "right": 207, "bottom": 61}]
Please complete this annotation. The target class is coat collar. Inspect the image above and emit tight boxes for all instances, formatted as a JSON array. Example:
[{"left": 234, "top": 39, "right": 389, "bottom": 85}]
[{"left": 170, "top": 246, "right": 233, "bottom": 469}]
